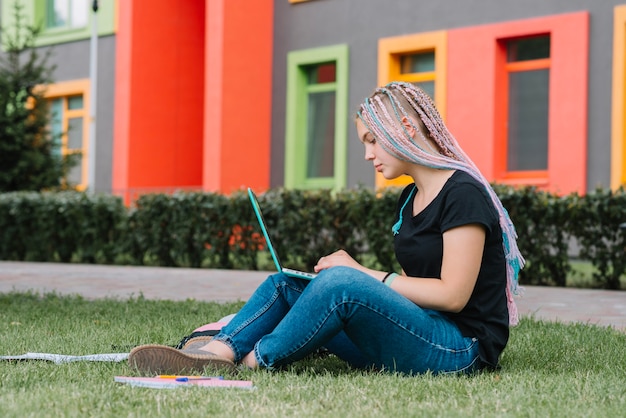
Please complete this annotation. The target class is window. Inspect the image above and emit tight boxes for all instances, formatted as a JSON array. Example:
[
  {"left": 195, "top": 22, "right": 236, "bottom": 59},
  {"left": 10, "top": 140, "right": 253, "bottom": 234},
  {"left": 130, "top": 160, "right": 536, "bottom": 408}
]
[
  {"left": 447, "top": 12, "right": 588, "bottom": 195},
  {"left": 503, "top": 36, "right": 550, "bottom": 175},
  {"left": 0, "top": 0, "right": 117, "bottom": 47},
  {"left": 377, "top": 31, "right": 447, "bottom": 189},
  {"left": 285, "top": 45, "right": 349, "bottom": 190},
  {"left": 304, "top": 63, "right": 336, "bottom": 179},
  {"left": 399, "top": 51, "right": 436, "bottom": 100},
  {"left": 44, "top": 80, "right": 90, "bottom": 190},
  {"left": 612, "top": 5, "right": 626, "bottom": 190},
  {"left": 45, "top": 0, "right": 88, "bottom": 29}
]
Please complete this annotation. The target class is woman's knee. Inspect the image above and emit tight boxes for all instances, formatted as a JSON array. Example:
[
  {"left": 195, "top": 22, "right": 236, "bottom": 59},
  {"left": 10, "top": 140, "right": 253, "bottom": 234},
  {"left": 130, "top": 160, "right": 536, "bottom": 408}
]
[
  {"left": 263, "top": 272, "right": 311, "bottom": 295},
  {"left": 311, "top": 266, "right": 368, "bottom": 291}
]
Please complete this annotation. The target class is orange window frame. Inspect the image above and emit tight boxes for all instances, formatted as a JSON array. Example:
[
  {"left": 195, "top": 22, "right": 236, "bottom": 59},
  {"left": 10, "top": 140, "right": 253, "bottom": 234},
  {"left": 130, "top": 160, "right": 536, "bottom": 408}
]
[
  {"left": 377, "top": 31, "right": 447, "bottom": 189},
  {"left": 496, "top": 52, "right": 551, "bottom": 182},
  {"left": 611, "top": 5, "right": 626, "bottom": 190},
  {"left": 391, "top": 51, "right": 436, "bottom": 86},
  {"left": 42, "top": 79, "right": 91, "bottom": 191}
]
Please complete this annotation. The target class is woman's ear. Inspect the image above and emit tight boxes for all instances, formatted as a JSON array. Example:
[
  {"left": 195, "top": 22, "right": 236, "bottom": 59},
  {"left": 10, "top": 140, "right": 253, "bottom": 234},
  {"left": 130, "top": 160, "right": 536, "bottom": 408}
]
[{"left": 401, "top": 116, "right": 417, "bottom": 138}]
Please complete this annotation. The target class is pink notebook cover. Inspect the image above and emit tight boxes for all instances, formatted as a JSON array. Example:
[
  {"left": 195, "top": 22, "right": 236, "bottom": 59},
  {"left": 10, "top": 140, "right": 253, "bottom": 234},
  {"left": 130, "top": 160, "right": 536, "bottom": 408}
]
[{"left": 114, "top": 376, "right": 254, "bottom": 389}]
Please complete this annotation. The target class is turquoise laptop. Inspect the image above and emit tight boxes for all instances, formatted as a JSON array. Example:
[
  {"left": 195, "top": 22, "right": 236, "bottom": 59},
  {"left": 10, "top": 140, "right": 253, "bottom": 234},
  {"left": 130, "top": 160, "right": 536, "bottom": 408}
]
[{"left": 248, "top": 188, "right": 317, "bottom": 280}]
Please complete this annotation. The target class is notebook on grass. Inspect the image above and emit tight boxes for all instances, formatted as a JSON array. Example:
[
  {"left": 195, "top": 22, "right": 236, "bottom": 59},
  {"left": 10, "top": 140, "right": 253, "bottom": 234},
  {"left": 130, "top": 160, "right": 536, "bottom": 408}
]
[
  {"left": 114, "top": 376, "right": 254, "bottom": 390},
  {"left": 248, "top": 188, "right": 317, "bottom": 280}
]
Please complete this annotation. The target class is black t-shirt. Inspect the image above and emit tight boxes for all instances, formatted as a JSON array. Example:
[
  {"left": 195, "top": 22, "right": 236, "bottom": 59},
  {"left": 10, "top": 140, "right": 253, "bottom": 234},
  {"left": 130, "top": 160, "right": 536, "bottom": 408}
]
[{"left": 393, "top": 170, "right": 509, "bottom": 368}]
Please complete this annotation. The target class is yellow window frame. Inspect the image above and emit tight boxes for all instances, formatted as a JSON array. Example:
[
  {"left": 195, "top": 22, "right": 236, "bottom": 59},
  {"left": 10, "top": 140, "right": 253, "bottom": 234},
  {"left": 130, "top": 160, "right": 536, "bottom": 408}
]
[
  {"left": 377, "top": 31, "right": 447, "bottom": 189},
  {"left": 611, "top": 5, "right": 626, "bottom": 190},
  {"left": 43, "top": 79, "right": 91, "bottom": 191}
]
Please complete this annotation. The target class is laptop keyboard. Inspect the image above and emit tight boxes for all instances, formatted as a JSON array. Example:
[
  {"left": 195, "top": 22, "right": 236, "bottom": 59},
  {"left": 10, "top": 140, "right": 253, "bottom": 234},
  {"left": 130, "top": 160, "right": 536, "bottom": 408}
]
[{"left": 283, "top": 268, "right": 317, "bottom": 279}]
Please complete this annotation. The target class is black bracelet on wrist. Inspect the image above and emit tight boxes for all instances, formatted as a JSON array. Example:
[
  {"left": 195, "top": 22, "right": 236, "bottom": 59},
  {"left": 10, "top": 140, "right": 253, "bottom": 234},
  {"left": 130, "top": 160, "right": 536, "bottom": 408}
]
[{"left": 382, "top": 272, "right": 394, "bottom": 283}]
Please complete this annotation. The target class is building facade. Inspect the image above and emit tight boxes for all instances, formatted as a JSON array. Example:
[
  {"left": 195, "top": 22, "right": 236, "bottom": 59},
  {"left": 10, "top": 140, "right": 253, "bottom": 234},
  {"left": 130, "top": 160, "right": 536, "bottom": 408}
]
[{"left": 1, "top": 0, "right": 625, "bottom": 201}]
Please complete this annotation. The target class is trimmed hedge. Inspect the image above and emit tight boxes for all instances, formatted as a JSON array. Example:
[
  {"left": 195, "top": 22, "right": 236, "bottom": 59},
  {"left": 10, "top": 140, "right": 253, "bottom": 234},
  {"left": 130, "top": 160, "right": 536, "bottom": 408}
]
[
  {"left": 0, "top": 186, "right": 624, "bottom": 289},
  {"left": 0, "top": 191, "right": 125, "bottom": 263}
]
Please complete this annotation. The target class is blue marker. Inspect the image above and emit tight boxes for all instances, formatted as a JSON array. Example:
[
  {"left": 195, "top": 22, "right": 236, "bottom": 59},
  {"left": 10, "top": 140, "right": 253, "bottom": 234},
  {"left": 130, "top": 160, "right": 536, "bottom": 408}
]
[{"left": 175, "top": 376, "right": 224, "bottom": 382}]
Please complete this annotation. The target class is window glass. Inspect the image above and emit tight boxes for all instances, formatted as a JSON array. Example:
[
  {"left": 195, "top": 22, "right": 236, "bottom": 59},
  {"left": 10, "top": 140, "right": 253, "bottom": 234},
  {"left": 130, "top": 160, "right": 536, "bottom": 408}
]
[
  {"left": 67, "top": 117, "right": 83, "bottom": 150},
  {"left": 68, "top": 95, "right": 83, "bottom": 110},
  {"left": 307, "top": 62, "right": 336, "bottom": 84},
  {"left": 507, "top": 36, "right": 550, "bottom": 62},
  {"left": 415, "top": 81, "right": 435, "bottom": 101},
  {"left": 47, "top": 0, "right": 66, "bottom": 28},
  {"left": 46, "top": 0, "right": 88, "bottom": 29},
  {"left": 400, "top": 52, "right": 435, "bottom": 73},
  {"left": 71, "top": 0, "right": 88, "bottom": 27},
  {"left": 306, "top": 91, "right": 336, "bottom": 178},
  {"left": 507, "top": 68, "right": 549, "bottom": 171},
  {"left": 50, "top": 98, "right": 63, "bottom": 157},
  {"left": 67, "top": 157, "right": 83, "bottom": 184}
]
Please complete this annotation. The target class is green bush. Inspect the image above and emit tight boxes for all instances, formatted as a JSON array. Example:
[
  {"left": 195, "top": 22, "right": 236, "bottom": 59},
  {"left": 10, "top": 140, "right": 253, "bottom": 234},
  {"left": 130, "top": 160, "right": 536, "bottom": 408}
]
[
  {"left": 0, "top": 186, "right": 625, "bottom": 289},
  {"left": 495, "top": 185, "right": 573, "bottom": 287},
  {"left": 567, "top": 188, "right": 626, "bottom": 289},
  {"left": 0, "top": 191, "right": 125, "bottom": 263}
]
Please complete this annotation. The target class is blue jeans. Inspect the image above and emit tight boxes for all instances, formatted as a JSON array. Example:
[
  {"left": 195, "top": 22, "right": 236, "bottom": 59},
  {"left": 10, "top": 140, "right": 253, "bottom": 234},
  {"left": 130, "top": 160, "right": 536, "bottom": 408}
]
[{"left": 212, "top": 266, "right": 481, "bottom": 375}]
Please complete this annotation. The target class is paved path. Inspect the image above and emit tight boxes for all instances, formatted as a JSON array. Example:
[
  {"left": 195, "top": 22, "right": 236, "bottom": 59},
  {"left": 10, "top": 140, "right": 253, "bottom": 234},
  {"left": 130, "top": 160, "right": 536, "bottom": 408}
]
[{"left": 1, "top": 261, "right": 625, "bottom": 331}]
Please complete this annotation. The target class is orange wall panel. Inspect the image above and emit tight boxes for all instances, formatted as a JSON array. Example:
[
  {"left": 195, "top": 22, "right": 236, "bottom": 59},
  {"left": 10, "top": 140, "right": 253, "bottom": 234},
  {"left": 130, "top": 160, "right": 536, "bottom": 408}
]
[
  {"left": 446, "top": 12, "right": 588, "bottom": 195},
  {"left": 203, "top": 0, "right": 273, "bottom": 194},
  {"left": 112, "top": 0, "right": 131, "bottom": 198},
  {"left": 446, "top": 28, "right": 497, "bottom": 178},
  {"left": 612, "top": 6, "right": 626, "bottom": 189},
  {"left": 203, "top": 0, "right": 224, "bottom": 192},
  {"left": 113, "top": 0, "right": 205, "bottom": 200}
]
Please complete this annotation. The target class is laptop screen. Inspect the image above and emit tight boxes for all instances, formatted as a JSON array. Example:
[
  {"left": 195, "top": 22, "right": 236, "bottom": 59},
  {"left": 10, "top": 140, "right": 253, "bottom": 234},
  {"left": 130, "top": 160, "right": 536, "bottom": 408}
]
[{"left": 248, "top": 188, "right": 284, "bottom": 273}]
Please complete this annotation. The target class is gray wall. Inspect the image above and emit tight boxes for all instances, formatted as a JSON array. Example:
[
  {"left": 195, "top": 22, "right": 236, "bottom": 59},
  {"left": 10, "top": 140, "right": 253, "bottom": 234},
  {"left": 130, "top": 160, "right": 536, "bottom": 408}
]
[
  {"left": 271, "top": 0, "right": 622, "bottom": 191},
  {"left": 47, "top": 35, "right": 116, "bottom": 194},
  {"left": 0, "top": 29, "right": 117, "bottom": 194}
]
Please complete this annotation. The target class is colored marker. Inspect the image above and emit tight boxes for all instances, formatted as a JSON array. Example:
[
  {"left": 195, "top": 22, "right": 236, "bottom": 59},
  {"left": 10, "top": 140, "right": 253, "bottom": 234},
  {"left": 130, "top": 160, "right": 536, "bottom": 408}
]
[
  {"left": 156, "top": 375, "right": 224, "bottom": 381},
  {"left": 175, "top": 376, "right": 223, "bottom": 382}
]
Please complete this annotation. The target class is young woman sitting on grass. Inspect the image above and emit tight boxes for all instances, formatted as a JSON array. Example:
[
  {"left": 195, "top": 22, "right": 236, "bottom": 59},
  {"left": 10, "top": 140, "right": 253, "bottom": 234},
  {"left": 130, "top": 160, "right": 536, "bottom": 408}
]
[{"left": 128, "top": 81, "right": 524, "bottom": 376}]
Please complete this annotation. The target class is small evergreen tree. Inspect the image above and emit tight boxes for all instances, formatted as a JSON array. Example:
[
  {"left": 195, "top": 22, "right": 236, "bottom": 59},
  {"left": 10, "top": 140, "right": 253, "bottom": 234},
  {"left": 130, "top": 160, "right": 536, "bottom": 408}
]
[{"left": 0, "top": 1, "right": 78, "bottom": 191}]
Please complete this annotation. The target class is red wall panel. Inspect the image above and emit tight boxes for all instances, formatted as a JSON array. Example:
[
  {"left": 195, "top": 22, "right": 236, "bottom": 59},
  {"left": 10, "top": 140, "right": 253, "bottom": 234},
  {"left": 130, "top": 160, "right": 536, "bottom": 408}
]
[
  {"left": 113, "top": 0, "right": 205, "bottom": 201},
  {"left": 203, "top": 0, "right": 274, "bottom": 194},
  {"left": 446, "top": 12, "right": 589, "bottom": 195}
]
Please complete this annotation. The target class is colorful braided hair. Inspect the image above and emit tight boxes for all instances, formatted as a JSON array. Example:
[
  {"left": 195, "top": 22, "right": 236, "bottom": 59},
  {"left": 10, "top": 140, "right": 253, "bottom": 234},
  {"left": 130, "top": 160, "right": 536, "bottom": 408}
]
[{"left": 357, "top": 81, "right": 524, "bottom": 325}]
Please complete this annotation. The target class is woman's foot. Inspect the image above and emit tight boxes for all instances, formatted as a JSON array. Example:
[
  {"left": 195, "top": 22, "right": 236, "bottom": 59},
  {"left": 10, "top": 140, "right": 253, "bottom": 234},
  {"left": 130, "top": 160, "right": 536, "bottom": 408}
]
[
  {"left": 241, "top": 351, "right": 259, "bottom": 369},
  {"left": 128, "top": 336, "right": 235, "bottom": 375},
  {"left": 199, "top": 340, "right": 259, "bottom": 369},
  {"left": 197, "top": 339, "right": 235, "bottom": 359}
]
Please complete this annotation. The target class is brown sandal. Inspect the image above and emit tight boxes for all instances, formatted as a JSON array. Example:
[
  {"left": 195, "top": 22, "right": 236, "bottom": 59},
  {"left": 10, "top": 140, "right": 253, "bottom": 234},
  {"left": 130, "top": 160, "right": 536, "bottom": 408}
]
[{"left": 128, "top": 336, "right": 235, "bottom": 375}]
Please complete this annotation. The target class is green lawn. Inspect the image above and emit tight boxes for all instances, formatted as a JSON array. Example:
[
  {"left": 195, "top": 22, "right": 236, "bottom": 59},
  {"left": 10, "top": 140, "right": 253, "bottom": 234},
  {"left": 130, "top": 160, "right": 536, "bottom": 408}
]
[{"left": 1, "top": 292, "right": 624, "bottom": 417}]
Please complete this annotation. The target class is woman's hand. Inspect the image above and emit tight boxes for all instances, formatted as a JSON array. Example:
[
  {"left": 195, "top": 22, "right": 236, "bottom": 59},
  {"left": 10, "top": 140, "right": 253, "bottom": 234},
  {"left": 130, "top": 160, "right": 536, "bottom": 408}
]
[
  {"left": 313, "top": 249, "right": 362, "bottom": 273},
  {"left": 314, "top": 250, "right": 391, "bottom": 283}
]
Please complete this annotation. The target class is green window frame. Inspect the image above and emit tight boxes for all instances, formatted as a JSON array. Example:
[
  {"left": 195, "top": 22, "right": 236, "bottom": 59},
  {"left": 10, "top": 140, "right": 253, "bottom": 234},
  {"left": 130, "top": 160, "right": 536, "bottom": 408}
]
[
  {"left": 285, "top": 45, "right": 349, "bottom": 190},
  {"left": 0, "top": 1, "right": 116, "bottom": 48}
]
